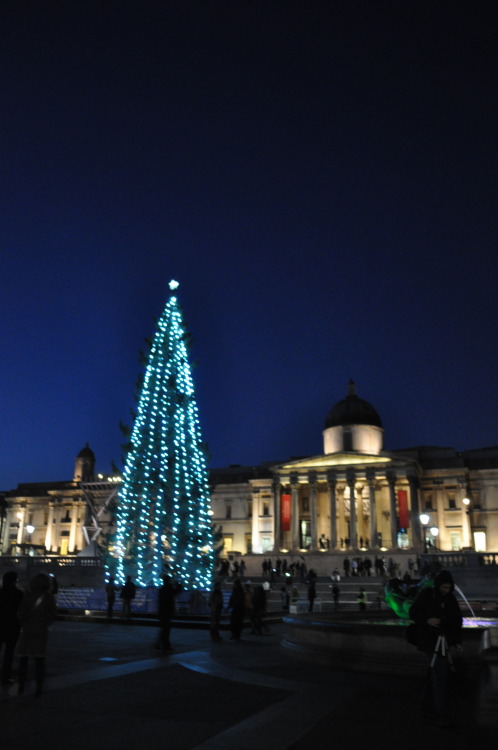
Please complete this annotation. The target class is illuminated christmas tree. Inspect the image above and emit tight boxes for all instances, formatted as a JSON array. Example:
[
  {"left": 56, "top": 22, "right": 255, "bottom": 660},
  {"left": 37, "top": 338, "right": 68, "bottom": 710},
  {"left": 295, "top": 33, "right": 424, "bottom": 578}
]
[{"left": 110, "top": 280, "right": 214, "bottom": 588}]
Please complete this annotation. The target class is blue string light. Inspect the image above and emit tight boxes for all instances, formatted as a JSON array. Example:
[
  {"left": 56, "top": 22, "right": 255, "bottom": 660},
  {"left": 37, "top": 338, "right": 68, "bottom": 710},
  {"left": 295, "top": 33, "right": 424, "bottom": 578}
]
[{"left": 109, "top": 281, "right": 214, "bottom": 588}]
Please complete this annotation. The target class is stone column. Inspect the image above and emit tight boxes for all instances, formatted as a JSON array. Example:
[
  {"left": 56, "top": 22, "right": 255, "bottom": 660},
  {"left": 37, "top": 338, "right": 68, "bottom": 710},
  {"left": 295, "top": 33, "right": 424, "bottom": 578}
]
[
  {"left": 69, "top": 502, "right": 79, "bottom": 553},
  {"left": 53, "top": 500, "right": 63, "bottom": 554},
  {"left": 434, "top": 478, "right": 445, "bottom": 549},
  {"left": 16, "top": 505, "right": 25, "bottom": 546},
  {"left": 309, "top": 471, "right": 318, "bottom": 551},
  {"left": 357, "top": 484, "right": 366, "bottom": 545},
  {"left": 337, "top": 485, "right": 345, "bottom": 546},
  {"left": 346, "top": 469, "right": 357, "bottom": 548},
  {"left": 457, "top": 478, "right": 472, "bottom": 548},
  {"left": 75, "top": 501, "right": 85, "bottom": 552},
  {"left": 366, "top": 468, "right": 377, "bottom": 549},
  {"left": 327, "top": 470, "right": 337, "bottom": 549},
  {"left": 290, "top": 473, "right": 300, "bottom": 551},
  {"left": 408, "top": 475, "right": 422, "bottom": 550},
  {"left": 386, "top": 472, "right": 398, "bottom": 549},
  {"left": 45, "top": 502, "right": 54, "bottom": 551},
  {"left": 0, "top": 508, "right": 10, "bottom": 553},
  {"left": 272, "top": 480, "right": 281, "bottom": 552},
  {"left": 251, "top": 488, "right": 260, "bottom": 554}
]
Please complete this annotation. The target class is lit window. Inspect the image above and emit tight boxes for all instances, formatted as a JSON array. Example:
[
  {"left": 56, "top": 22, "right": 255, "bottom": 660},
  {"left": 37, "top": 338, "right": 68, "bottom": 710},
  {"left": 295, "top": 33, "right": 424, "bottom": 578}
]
[
  {"left": 474, "top": 531, "right": 486, "bottom": 552},
  {"left": 450, "top": 531, "right": 461, "bottom": 550}
]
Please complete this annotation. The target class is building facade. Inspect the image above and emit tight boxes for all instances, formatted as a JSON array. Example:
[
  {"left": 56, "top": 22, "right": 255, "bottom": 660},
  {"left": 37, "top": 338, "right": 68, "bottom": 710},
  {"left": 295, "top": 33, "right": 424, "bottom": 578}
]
[
  {"left": 210, "top": 382, "right": 498, "bottom": 555},
  {"left": 1, "top": 383, "right": 497, "bottom": 557},
  {"left": 0, "top": 445, "right": 120, "bottom": 557}
]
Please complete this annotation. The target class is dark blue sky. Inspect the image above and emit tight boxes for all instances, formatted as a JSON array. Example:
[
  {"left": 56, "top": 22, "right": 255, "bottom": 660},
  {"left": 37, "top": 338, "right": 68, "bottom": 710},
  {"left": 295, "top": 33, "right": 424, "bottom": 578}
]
[{"left": 1, "top": 1, "right": 497, "bottom": 489}]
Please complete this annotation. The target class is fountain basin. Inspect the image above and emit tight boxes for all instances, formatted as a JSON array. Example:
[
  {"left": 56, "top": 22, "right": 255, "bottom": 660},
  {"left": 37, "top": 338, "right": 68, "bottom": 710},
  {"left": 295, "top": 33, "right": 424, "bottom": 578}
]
[{"left": 282, "top": 611, "right": 489, "bottom": 678}]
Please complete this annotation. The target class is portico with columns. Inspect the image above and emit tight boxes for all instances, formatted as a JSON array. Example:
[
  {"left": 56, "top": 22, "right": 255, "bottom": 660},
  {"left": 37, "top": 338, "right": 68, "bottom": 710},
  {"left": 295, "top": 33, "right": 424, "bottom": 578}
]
[
  {"left": 271, "top": 453, "right": 423, "bottom": 552},
  {"left": 270, "top": 382, "right": 424, "bottom": 552}
]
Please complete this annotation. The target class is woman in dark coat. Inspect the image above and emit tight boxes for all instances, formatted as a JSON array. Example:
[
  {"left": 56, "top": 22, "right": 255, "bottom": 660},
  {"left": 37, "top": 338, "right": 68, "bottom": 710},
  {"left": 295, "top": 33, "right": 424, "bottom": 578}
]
[{"left": 16, "top": 572, "right": 56, "bottom": 696}]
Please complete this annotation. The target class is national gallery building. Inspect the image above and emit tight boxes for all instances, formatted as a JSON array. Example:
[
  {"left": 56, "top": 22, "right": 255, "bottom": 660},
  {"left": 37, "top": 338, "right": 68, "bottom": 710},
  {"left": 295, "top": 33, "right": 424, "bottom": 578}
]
[{"left": 1, "top": 382, "right": 498, "bottom": 559}]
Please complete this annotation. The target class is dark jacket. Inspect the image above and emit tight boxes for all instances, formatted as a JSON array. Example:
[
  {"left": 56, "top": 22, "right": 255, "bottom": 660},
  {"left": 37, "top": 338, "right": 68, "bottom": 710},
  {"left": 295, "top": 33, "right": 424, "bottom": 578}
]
[
  {"left": 409, "top": 572, "right": 462, "bottom": 653},
  {"left": 0, "top": 577, "right": 23, "bottom": 639},
  {"left": 229, "top": 581, "right": 245, "bottom": 613},
  {"left": 120, "top": 579, "right": 136, "bottom": 600},
  {"left": 158, "top": 580, "right": 181, "bottom": 621}
]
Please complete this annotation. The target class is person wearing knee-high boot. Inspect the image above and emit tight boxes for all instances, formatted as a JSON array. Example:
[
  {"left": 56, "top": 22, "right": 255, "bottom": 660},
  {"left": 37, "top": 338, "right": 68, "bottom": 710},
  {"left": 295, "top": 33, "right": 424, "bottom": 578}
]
[{"left": 16, "top": 573, "right": 56, "bottom": 697}]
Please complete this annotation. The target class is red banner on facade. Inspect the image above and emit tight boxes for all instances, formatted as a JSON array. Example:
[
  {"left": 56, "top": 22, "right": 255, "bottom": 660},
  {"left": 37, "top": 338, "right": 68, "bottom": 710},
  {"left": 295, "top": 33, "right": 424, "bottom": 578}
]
[
  {"left": 397, "top": 489, "right": 409, "bottom": 529},
  {"left": 281, "top": 494, "right": 291, "bottom": 532}
]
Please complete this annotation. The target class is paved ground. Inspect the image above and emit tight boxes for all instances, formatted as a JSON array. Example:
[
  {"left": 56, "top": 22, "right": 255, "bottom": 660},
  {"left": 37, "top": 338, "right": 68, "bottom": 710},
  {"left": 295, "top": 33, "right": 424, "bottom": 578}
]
[{"left": 0, "top": 618, "right": 494, "bottom": 750}]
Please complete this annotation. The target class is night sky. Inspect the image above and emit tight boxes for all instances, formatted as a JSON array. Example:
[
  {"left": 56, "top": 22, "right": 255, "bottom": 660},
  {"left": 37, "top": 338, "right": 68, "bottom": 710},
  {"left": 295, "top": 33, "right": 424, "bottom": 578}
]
[{"left": 1, "top": 1, "right": 498, "bottom": 490}]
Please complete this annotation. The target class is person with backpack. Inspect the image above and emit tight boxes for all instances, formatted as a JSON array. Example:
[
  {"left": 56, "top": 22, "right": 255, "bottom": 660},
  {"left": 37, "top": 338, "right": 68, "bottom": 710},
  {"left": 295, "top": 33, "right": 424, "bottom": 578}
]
[{"left": 409, "top": 570, "right": 463, "bottom": 727}]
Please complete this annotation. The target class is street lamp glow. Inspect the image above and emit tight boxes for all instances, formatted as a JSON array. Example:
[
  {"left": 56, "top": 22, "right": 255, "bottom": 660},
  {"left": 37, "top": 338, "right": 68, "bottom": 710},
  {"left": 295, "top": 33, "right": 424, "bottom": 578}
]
[
  {"left": 463, "top": 497, "right": 470, "bottom": 506},
  {"left": 420, "top": 513, "right": 430, "bottom": 525},
  {"left": 430, "top": 526, "right": 439, "bottom": 538},
  {"left": 26, "top": 524, "right": 35, "bottom": 534}
]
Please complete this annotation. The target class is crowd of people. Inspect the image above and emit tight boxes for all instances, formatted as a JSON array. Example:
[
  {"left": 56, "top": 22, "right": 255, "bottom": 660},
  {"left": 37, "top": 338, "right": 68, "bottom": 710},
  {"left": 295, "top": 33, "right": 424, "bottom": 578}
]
[
  {"left": 340, "top": 555, "right": 417, "bottom": 578},
  {"left": 216, "top": 555, "right": 310, "bottom": 582},
  {"left": 0, "top": 556, "right": 462, "bottom": 724},
  {"left": 210, "top": 578, "right": 270, "bottom": 641},
  {"left": 216, "top": 554, "right": 419, "bottom": 585}
]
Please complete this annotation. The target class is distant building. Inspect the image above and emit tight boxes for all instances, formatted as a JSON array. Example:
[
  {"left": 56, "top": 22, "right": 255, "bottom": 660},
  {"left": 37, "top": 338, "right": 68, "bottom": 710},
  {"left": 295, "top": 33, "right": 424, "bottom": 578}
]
[
  {"left": 1, "top": 382, "right": 497, "bottom": 556},
  {"left": 210, "top": 382, "right": 498, "bottom": 555},
  {"left": 1, "top": 444, "right": 120, "bottom": 557}
]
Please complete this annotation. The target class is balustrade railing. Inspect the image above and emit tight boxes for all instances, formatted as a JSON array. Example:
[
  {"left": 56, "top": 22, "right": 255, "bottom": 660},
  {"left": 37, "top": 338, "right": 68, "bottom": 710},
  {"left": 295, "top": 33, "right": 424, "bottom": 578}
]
[
  {"left": 0, "top": 555, "right": 102, "bottom": 586},
  {"left": 420, "top": 551, "right": 498, "bottom": 568}
]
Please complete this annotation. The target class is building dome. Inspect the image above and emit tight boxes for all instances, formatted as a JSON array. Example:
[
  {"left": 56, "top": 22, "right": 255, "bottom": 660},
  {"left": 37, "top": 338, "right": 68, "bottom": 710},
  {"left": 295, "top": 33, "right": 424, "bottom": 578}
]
[
  {"left": 324, "top": 380, "right": 382, "bottom": 429},
  {"left": 323, "top": 381, "right": 383, "bottom": 455}
]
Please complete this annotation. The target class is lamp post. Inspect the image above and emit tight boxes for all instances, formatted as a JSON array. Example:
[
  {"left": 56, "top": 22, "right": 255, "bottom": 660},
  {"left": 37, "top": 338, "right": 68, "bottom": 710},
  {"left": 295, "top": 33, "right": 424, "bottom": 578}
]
[
  {"left": 462, "top": 496, "right": 472, "bottom": 549},
  {"left": 420, "top": 513, "right": 430, "bottom": 553},
  {"left": 25, "top": 524, "right": 35, "bottom": 555},
  {"left": 430, "top": 525, "right": 439, "bottom": 550}
]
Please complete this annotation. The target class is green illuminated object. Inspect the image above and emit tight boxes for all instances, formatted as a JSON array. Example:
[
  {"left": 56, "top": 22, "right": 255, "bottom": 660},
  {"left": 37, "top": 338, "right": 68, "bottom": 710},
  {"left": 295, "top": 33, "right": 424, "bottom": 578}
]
[{"left": 384, "top": 578, "right": 433, "bottom": 619}]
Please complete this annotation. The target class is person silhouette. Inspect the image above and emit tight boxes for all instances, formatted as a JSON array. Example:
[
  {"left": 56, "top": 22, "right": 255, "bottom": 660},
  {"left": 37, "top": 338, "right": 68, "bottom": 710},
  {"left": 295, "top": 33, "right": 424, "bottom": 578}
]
[
  {"left": 228, "top": 579, "right": 245, "bottom": 640},
  {"left": 120, "top": 576, "right": 136, "bottom": 619},
  {"left": 0, "top": 571, "right": 23, "bottom": 687},
  {"left": 16, "top": 573, "right": 56, "bottom": 696},
  {"left": 105, "top": 577, "right": 118, "bottom": 620},
  {"left": 158, "top": 575, "right": 182, "bottom": 652}
]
